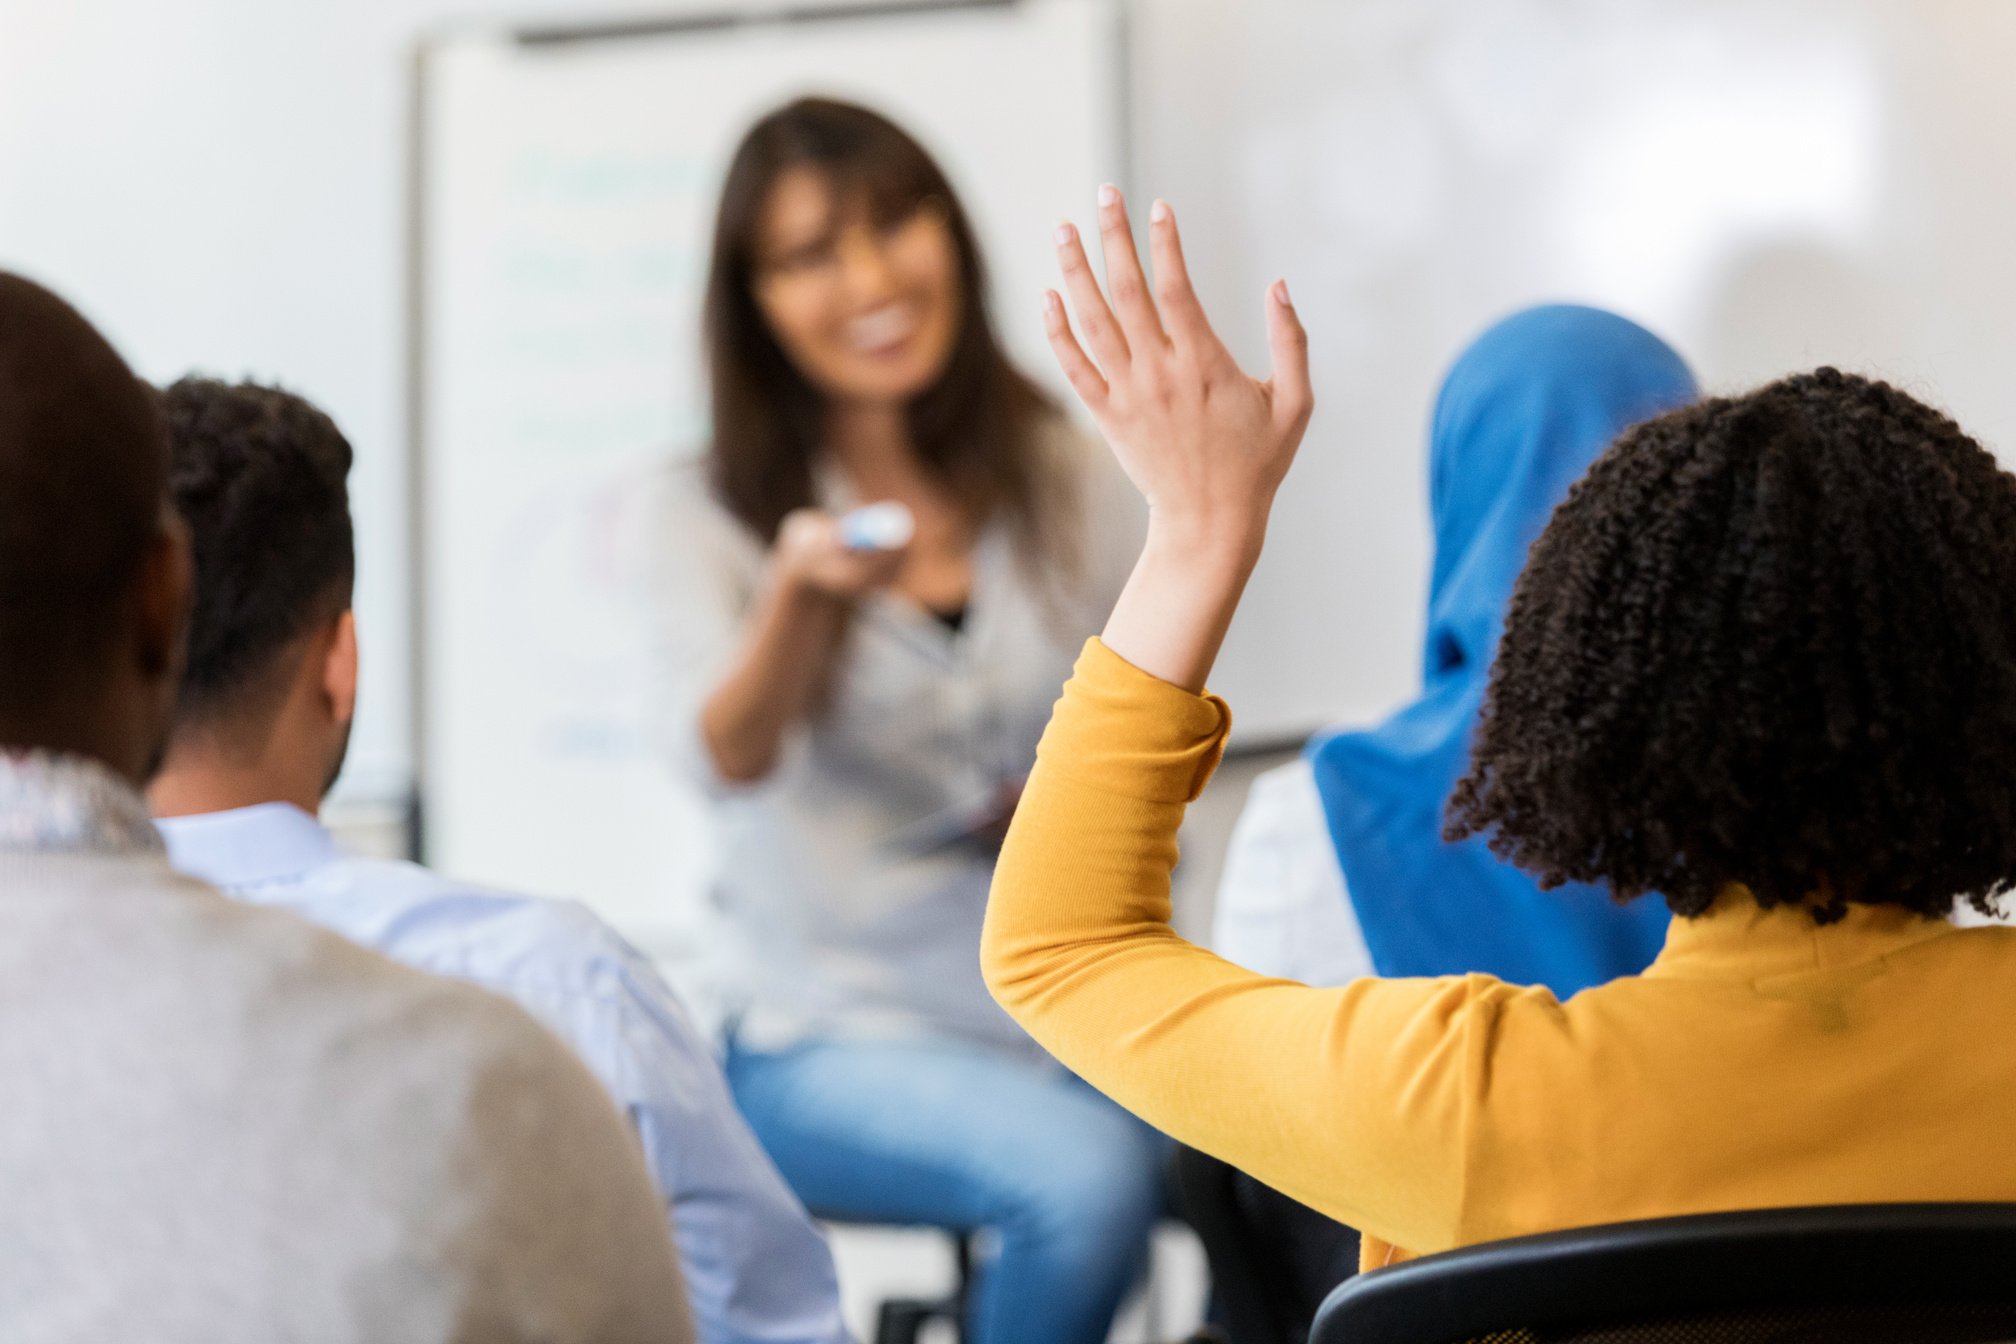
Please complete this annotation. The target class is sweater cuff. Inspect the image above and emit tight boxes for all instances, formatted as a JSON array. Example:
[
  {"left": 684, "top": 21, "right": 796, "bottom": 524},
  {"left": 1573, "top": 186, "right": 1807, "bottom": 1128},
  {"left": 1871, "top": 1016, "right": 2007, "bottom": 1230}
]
[{"left": 1036, "top": 639, "right": 1232, "bottom": 804}]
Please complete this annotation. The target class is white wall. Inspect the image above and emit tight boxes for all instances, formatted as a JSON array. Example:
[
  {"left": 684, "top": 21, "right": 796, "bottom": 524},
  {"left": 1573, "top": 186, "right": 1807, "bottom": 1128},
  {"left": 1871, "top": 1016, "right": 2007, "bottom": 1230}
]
[{"left": 2, "top": 0, "right": 455, "bottom": 801}]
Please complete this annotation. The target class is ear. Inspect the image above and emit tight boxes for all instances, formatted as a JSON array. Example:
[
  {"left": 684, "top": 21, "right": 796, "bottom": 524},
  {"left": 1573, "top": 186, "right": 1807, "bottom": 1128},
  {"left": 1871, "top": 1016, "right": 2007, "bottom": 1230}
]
[
  {"left": 137, "top": 508, "right": 194, "bottom": 684},
  {"left": 322, "top": 609, "right": 359, "bottom": 728}
]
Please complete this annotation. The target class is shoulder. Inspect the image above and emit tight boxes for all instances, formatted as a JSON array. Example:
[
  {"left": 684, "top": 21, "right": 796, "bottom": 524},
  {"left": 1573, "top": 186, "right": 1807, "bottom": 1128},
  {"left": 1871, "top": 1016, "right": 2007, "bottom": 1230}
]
[
  {"left": 655, "top": 454, "right": 750, "bottom": 542},
  {"left": 321, "top": 858, "right": 658, "bottom": 1005},
  {"left": 1031, "top": 414, "right": 1126, "bottom": 499},
  {"left": 1027, "top": 411, "right": 1100, "bottom": 463},
  {"left": 656, "top": 452, "right": 719, "bottom": 513},
  {"left": 154, "top": 866, "right": 612, "bottom": 1100},
  {"left": 250, "top": 890, "right": 645, "bottom": 1175},
  {"left": 1918, "top": 919, "right": 2016, "bottom": 967},
  {"left": 1327, "top": 970, "right": 1554, "bottom": 1104},
  {"left": 152, "top": 864, "right": 440, "bottom": 1003},
  {"left": 649, "top": 454, "right": 766, "bottom": 602},
  {"left": 23, "top": 865, "right": 675, "bottom": 1304},
  {"left": 282, "top": 933, "right": 689, "bottom": 1332}
]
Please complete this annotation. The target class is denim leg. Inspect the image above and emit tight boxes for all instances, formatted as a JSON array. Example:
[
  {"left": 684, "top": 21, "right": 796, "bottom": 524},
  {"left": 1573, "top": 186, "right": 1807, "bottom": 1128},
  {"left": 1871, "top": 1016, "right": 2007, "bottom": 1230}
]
[{"left": 727, "top": 1037, "right": 1167, "bottom": 1344}]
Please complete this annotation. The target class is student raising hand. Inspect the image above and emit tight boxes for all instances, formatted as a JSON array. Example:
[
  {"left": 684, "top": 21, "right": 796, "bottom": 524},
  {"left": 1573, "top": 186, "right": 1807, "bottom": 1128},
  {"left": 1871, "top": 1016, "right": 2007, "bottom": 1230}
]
[
  {"left": 990, "top": 186, "right": 2016, "bottom": 1277},
  {"left": 1043, "top": 186, "right": 1312, "bottom": 691}
]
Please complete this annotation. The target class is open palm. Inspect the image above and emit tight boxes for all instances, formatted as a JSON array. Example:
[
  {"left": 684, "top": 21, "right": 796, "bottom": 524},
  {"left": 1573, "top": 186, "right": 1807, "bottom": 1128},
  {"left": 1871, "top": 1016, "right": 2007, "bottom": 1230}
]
[{"left": 1043, "top": 187, "right": 1313, "bottom": 546}]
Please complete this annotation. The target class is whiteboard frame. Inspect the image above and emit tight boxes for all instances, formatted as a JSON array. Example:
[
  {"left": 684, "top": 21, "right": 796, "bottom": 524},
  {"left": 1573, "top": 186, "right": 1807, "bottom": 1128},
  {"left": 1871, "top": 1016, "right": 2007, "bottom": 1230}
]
[{"left": 403, "top": 0, "right": 1133, "bottom": 864}]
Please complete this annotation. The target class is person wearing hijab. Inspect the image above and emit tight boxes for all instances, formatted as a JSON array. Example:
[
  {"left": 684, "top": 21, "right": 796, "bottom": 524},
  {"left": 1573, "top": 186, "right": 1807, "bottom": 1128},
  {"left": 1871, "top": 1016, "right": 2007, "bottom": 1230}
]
[
  {"left": 1212, "top": 304, "right": 1697, "bottom": 998},
  {"left": 1189, "top": 306, "right": 1698, "bottom": 1340}
]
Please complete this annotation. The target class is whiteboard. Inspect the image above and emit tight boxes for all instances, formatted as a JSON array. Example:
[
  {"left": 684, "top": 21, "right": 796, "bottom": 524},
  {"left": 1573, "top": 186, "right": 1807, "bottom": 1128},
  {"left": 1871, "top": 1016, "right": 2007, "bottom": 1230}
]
[{"left": 414, "top": 0, "right": 1124, "bottom": 955}]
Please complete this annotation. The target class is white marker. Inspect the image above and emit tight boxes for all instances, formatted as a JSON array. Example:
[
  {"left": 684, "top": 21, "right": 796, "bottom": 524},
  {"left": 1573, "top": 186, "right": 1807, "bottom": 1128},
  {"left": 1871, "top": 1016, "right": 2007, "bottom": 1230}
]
[{"left": 838, "top": 500, "right": 915, "bottom": 552}]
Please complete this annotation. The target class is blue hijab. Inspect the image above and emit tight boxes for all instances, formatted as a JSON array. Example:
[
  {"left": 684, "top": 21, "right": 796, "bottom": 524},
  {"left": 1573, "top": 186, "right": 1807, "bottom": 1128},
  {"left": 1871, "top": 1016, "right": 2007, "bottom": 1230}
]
[{"left": 1308, "top": 305, "right": 1697, "bottom": 996}]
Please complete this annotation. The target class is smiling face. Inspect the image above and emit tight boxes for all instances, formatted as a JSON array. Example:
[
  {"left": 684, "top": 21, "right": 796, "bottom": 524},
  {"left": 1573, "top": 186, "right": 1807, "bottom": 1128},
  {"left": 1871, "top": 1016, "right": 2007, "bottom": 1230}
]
[{"left": 749, "top": 166, "right": 964, "bottom": 408}]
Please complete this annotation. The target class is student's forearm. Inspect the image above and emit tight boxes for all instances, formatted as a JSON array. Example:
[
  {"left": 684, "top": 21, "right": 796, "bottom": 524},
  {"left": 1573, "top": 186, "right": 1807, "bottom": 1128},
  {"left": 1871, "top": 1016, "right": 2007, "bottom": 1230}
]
[
  {"left": 1101, "top": 514, "right": 1266, "bottom": 693},
  {"left": 698, "top": 575, "right": 849, "bottom": 782}
]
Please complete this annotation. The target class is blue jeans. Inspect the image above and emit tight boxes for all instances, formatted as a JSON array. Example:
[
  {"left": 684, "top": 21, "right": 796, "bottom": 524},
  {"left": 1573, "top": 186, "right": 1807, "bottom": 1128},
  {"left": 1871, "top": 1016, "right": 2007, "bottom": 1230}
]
[{"left": 726, "top": 1036, "right": 1167, "bottom": 1344}]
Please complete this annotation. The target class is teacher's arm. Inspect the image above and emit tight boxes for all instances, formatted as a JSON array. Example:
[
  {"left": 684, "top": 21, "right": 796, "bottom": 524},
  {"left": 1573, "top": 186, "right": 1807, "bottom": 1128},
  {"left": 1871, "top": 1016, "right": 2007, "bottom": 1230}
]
[
  {"left": 697, "top": 510, "right": 904, "bottom": 783},
  {"left": 981, "top": 190, "right": 1493, "bottom": 1254}
]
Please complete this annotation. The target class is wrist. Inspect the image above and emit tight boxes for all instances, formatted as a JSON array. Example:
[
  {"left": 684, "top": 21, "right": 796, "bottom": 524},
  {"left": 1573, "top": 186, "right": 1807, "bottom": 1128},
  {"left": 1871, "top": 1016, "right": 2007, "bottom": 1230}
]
[
  {"left": 1103, "top": 513, "right": 1266, "bottom": 694},
  {"left": 1143, "top": 506, "right": 1268, "bottom": 580},
  {"left": 770, "top": 558, "right": 851, "bottom": 613}
]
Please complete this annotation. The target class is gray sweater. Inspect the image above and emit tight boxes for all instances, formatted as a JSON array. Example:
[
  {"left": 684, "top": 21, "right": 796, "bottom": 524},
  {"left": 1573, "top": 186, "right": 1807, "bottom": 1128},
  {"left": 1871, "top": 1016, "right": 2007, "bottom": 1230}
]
[{"left": 0, "top": 849, "right": 694, "bottom": 1343}]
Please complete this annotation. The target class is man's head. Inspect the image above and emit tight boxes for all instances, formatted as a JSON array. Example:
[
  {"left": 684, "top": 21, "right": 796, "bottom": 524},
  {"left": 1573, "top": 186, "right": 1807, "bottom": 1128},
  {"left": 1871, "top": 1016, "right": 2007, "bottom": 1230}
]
[
  {"left": 150, "top": 378, "right": 357, "bottom": 816},
  {"left": 0, "top": 272, "right": 190, "bottom": 781}
]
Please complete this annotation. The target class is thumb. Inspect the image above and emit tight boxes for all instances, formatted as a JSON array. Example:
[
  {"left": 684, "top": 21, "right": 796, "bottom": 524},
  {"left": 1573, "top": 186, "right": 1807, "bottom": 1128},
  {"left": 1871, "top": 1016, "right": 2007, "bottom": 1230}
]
[{"left": 1264, "top": 279, "right": 1312, "bottom": 428}]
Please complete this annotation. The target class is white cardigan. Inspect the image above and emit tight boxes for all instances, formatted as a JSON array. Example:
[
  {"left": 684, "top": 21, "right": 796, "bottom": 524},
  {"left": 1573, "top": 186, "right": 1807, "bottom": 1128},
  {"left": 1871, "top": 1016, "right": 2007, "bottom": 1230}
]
[{"left": 653, "top": 423, "right": 1142, "bottom": 1052}]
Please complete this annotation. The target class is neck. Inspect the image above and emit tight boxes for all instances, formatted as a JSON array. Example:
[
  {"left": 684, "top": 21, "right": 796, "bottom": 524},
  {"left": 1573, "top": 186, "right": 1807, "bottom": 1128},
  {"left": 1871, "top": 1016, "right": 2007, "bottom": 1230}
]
[
  {"left": 825, "top": 399, "right": 919, "bottom": 484},
  {"left": 0, "top": 705, "right": 152, "bottom": 787},
  {"left": 148, "top": 736, "right": 324, "bottom": 821}
]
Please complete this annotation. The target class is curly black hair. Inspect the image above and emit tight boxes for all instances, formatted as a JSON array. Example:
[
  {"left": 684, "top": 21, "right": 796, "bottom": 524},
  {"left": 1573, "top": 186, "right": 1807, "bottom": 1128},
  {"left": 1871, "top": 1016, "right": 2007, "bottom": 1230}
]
[
  {"left": 157, "top": 377, "right": 354, "bottom": 733},
  {"left": 1446, "top": 367, "right": 2016, "bottom": 923}
]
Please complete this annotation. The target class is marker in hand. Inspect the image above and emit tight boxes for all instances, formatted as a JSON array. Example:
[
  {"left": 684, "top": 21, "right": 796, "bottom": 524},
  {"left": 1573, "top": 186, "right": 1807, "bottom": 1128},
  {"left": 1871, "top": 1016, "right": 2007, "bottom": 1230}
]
[{"left": 838, "top": 501, "right": 916, "bottom": 552}]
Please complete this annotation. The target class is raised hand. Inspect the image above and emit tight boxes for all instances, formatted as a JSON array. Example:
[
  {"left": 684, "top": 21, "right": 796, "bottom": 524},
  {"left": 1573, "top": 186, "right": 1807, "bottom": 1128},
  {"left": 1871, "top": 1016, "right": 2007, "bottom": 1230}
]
[
  {"left": 1044, "top": 187, "right": 1314, "bottom": 691},
  {"left": 1044, "top": 186, "right": 1312, "bottom": 563}
]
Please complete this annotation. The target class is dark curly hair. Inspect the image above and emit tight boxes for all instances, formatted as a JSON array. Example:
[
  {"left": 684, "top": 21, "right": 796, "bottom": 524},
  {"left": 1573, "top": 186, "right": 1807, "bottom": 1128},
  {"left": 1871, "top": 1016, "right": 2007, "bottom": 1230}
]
[
  {"left": 157, "top": 377, "right": 354, "bottom": 734},
  {"left": 1446, "top": 367, "right": 2016, "bottom": 923}
]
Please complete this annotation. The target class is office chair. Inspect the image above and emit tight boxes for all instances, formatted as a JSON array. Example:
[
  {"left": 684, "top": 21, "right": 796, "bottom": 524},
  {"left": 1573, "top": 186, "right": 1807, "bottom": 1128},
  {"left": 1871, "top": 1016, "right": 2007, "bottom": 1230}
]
[
  {"left": 1308, "top": 1202, "right": 2016, "bottom": 1344},
  {"left": 817, "top": 1218, "right": 973, "bottom": 1344},
  {"left": 877, "top": 1230, "right": 973, "bottom": 1344}
]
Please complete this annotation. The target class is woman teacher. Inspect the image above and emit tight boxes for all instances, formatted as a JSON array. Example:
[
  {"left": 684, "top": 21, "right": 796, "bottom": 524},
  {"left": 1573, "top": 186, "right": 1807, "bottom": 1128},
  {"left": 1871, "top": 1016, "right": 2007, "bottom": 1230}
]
[{"left": 654, "top": 98, "right": 1160, "bottom": 1344}]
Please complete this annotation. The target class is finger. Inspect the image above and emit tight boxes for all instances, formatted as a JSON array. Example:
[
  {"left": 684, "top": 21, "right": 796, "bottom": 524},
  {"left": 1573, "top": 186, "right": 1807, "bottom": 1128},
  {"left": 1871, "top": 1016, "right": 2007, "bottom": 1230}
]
[
  {"left": 852, "top": 545, "right": 909, "bottom": 589},
  {"left": 1054, "top": 220, "right": 1129, "bottom": 372},
  {"left": 1095, "top": 183, "right": 1167, "bottom": 353},
  {"left": 1042, "top": 288, "right": 1109, "bottom": 409},
  {"left": 1146, "top": 199, "right": 1218, "bottom": 355},
  {"left": 1265, "top": 279, "right": 1313, "bottom": 428}
]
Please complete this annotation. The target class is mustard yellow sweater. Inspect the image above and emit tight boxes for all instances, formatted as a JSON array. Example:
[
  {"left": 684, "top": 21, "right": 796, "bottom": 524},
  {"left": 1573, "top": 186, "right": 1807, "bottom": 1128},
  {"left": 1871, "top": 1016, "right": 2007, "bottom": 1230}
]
[{"left": 982, "top": 640, "right": 2016, "bottom": 1270}]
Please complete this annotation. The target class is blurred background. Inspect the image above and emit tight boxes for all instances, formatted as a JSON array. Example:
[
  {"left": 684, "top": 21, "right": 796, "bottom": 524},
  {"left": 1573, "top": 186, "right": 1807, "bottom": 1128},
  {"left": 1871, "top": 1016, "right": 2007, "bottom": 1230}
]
[{"left": 7, "top": 1, "right": 2016, "bottom": 1335}]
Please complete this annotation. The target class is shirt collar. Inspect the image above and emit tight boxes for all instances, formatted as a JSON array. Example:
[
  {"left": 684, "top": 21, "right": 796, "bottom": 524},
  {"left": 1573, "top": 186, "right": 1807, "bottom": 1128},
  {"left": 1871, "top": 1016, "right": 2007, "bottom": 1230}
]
[
  {"left": 0, "top": 748, "right": 163, "bottom": 858},
  {"left": 155, "top": 802, "right": 341, "bottom": 889},
  {"left": 1643, "top": 884, "right": 1959, "bottom": 982}
]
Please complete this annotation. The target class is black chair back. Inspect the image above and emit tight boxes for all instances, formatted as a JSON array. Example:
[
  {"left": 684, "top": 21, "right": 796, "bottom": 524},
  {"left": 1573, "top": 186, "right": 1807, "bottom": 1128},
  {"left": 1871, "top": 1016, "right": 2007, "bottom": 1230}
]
[
  {"left": 1175, "top": 1145, "right": 1360, "bottom": 1344},
  {"left": 1309, "top": 1203, "right": 2016, "bottom": 1344}
]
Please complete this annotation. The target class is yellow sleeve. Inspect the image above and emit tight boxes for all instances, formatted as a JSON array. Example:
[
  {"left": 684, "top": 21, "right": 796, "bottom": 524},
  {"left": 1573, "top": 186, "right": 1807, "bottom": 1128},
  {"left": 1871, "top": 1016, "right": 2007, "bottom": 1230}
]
[{"left": 982, "top": 639, "right": 1503, "bottom": 1254}]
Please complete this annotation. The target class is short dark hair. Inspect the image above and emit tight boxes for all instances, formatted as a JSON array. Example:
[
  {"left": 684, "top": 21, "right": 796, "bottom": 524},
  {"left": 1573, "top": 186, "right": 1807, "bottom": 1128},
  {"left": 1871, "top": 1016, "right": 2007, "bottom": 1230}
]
[
  {"left": 158, "top": 378, "right": 355, "bottom": 733},
  {"left": 1447, "top": 368, "right": 2016, "bottom": 923},
  {"left": 0, "top": 271, "right": 168, "bottom": 716}
]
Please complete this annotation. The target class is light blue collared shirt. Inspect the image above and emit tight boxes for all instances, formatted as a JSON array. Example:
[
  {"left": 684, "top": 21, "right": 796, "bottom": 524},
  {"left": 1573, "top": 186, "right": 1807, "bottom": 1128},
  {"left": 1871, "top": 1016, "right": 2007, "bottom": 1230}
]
[{"left": 159, "top": 803, "right": 850, "bottom": 1344}]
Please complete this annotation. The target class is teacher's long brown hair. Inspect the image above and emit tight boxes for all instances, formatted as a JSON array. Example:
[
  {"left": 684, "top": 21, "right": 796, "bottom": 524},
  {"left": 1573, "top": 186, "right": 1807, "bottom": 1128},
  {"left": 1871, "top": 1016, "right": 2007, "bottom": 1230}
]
[{"left": 701, "top": 97, "right": 1070, "bottom": 568}]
